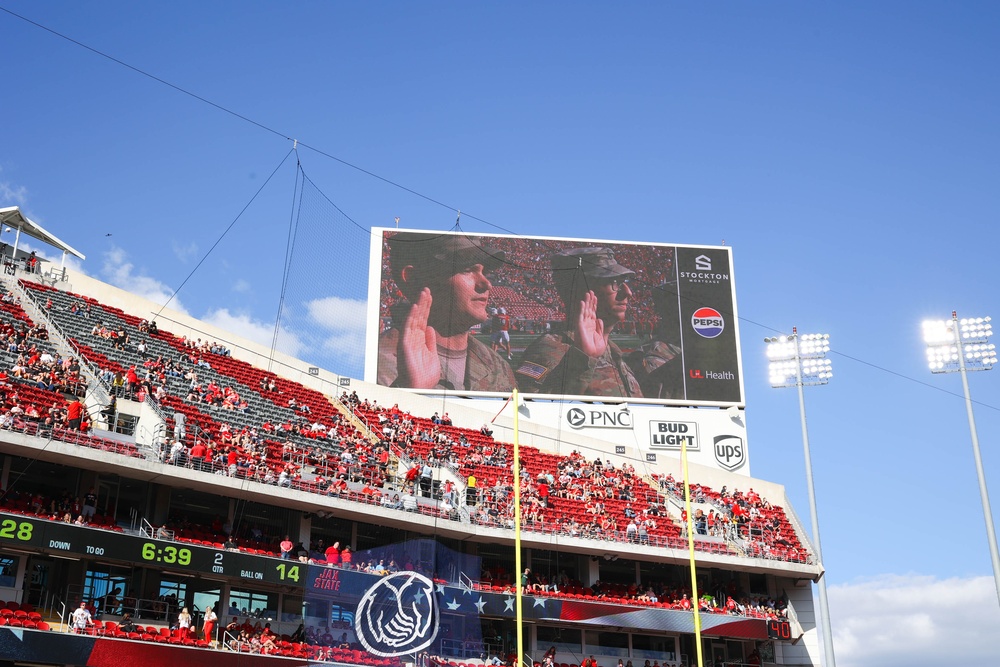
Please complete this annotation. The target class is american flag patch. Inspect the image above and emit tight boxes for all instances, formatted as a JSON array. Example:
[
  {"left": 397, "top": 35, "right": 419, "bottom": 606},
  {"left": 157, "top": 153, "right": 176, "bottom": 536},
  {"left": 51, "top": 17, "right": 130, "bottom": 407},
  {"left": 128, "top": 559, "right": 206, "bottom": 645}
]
[{"left": 516, "top": 361, "right": 550, "bottom": 381}]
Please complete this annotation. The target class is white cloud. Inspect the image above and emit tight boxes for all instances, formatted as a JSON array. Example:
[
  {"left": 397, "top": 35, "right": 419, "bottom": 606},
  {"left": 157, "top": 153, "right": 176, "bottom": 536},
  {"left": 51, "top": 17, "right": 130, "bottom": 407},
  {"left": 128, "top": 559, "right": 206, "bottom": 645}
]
[
  {"left": 172, "top": 240, "right": 198, "bottom": 262},
  {"left": 305, "top": 295, "right": 368, "bottom": 368},
  {"left": 0, "top": 181, "right": 28, "bottom": 207},
  {"left": 232, "top": 278, "right": 251, "bottom": 293},
  {"left": 0, "top": 169, "right": 28, "bottom": 208},
  {"left": 306, "top": 296, "right": 368, "bottom": 333},
  {"left": 828, "top": 574, "right": 1000, "bottom": 667},
  {"left": 101, "top": 246, "right": 187, "bottom": 313},
  {"left": 201, "top": 308, "right": 304, "bottom": 359}
]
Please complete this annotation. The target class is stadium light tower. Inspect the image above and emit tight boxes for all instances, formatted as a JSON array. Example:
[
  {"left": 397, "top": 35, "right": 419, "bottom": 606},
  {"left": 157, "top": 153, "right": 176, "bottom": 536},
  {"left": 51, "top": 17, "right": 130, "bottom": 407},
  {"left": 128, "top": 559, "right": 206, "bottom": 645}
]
[
  {"left": 765, "top": 329, "right": 836, "bottom": 667},
  {"left": 923, "top": 312, "right": 1000, "bottom": 609}
]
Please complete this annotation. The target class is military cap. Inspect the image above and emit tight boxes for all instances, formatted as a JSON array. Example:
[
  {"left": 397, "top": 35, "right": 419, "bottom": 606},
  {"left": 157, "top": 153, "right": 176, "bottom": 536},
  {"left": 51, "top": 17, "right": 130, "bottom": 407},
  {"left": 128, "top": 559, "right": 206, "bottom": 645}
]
[
  {"left": 388, "top": 232, "right": 505, "bottom": 274},
  {"left": 551, "top": 247, "right": 634, "bottom": 279}
]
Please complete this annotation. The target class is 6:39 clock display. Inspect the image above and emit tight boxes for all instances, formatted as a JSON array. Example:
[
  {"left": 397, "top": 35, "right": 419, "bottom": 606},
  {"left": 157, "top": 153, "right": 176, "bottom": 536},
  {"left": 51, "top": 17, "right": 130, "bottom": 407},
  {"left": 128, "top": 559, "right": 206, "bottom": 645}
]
[{"left": 140, "top": 542, "right": 192, "bottom": 565}]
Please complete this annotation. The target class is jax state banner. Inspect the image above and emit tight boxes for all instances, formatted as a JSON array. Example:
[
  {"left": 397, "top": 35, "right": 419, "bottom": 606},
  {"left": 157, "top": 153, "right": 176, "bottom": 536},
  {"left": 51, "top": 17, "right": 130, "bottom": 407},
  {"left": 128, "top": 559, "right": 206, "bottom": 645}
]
[{"left": 304, "top": 538, "right": 485, "bottom": 660}]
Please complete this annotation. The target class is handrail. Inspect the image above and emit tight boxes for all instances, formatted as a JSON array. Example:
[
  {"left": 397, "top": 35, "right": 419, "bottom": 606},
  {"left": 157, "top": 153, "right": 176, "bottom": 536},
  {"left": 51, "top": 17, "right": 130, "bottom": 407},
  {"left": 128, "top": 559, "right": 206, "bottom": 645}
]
[
  {"left": 140, "top": 518, "right": 174, "bottom": 541},
  {"left": 222, "top": 629, "right": 243, "bottom": 652},
  {"left": 56, "top": 597, "right": 66, "bottom": 630},
  {"left": 11, "top": 278, "right": 98, "bottom": 404}
]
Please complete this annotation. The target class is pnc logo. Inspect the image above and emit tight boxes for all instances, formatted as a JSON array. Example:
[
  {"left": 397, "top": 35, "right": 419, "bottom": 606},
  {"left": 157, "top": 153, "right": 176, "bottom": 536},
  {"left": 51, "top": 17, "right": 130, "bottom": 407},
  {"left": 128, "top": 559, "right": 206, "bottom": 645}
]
[
  {"left": 566, "top": 407, "right": 632, "bottom": 429},
  {"left": 567, "top": 408, "right": 587, "bottom": 428},
  {"left": 692, "top": 307, "right": 725, "bottom": 338}
]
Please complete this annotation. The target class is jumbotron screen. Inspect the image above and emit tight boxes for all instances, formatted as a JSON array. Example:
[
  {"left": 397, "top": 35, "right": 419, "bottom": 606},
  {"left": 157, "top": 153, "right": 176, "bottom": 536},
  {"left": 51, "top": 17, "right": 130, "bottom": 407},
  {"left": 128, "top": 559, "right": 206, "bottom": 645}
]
[{"left": 365, "top": 229, "right": 743, "bottom": 406}]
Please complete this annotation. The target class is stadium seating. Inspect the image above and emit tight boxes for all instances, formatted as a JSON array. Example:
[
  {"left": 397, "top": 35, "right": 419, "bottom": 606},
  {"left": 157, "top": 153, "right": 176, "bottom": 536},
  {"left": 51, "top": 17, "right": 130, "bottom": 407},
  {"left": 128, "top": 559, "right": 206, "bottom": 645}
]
[{"left": 14, "top": 279, "right": 811, "bottom": 568}]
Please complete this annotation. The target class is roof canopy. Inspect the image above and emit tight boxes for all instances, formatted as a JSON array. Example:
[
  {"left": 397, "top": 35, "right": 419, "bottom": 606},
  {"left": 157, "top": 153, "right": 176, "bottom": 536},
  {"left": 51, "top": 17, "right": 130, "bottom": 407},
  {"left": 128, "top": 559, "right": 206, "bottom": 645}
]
[{"left": 0, "top": 206, "right": 85, "bottom": 260}]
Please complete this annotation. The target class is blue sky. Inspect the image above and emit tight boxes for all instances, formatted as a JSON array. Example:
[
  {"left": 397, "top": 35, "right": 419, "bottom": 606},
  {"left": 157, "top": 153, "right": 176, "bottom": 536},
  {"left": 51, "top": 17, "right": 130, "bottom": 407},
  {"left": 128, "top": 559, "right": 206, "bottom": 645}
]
[{"left": 3, "top": 3, "right": 1000, "bottom": 664}]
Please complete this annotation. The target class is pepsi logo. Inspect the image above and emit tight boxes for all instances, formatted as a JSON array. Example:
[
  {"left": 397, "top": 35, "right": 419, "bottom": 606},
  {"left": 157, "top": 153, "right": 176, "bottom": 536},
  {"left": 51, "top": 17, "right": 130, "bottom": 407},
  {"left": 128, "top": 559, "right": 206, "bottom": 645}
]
[{"left": 692, "top": 307, "right": 724, "bottom": 338}]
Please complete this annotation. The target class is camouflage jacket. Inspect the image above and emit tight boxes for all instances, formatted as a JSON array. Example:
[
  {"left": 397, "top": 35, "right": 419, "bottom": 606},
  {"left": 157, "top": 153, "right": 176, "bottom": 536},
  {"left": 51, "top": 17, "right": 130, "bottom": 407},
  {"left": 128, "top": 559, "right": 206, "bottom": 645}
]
[
  {"left": 515, "top": 331, "right": 642, "bottom": 398},
  {"left": 377, "top": 328, "right": 516, "bottom": 392},
  {"left": 627, "top": 340, "right": 683, "bottom": 400}
]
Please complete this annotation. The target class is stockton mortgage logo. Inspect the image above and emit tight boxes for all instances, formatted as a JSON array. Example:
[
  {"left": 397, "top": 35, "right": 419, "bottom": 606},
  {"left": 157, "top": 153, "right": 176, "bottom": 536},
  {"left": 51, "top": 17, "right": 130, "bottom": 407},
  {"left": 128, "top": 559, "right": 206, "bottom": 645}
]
[
  {"left": 649, "top": 421, "right": 699, "bottom": 450},
  {"left": 713, "top": 435, "right": 746, "bottom": 471},
  {"left": 355, "top": 571, "right": 439, "bottom": 657},
  {"left": 566, "top": 407, "right": 633, "bottom": 430},
  {"left": 691, "top": 307, "right": 725, "bottom": 338},
  {"left": 679, "top": 254, "right": 730, "bottom": 285}
]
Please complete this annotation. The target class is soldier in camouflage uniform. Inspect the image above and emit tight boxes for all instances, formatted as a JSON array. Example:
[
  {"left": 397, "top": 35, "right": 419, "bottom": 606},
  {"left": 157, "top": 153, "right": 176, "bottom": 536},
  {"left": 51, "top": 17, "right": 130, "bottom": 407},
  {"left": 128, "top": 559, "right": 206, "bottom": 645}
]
[
  {"left": 516, "top": 247, "right": 642, "bottom": 397},
  {"left": 627, "top": 281, "right": 684, "bottom": 399},
  {"left": 377, "top": 232, "right": 516, "bottom": 392}
]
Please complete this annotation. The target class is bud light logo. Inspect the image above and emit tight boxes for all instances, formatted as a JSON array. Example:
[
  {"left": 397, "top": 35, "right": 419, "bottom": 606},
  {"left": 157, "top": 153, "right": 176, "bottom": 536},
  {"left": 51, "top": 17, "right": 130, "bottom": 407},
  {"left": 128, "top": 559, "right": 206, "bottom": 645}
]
[{"left": 692, "top": 307, "right": 725, "bottom": 338}]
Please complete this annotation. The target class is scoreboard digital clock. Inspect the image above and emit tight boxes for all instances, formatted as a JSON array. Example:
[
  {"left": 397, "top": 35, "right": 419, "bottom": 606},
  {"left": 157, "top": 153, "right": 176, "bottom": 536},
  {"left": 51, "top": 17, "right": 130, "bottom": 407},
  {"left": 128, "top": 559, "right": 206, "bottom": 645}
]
[
  {"left": 0, "top": 512, "right": 303, "bottom": 587},
  {"left": 767, "top": 619, "right": 792, "bottom": 640}
]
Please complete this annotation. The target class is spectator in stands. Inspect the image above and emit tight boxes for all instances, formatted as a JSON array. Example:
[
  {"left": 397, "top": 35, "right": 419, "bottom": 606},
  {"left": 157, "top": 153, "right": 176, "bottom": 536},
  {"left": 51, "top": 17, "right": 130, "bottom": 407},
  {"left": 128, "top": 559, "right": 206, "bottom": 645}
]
[
  {"left": 71, "top": 601, "right": 93, "bottom": 634},
  {"left": 516, "top": 248, "right": 642, "bottom": 397},
  {"left": 66, "top": 398, "right": 85, "bottom": 431},
  {"left": 376, "top": 232, "right": 516, "bottom": 392},
  {"left": 402, "top": 490, "right": 418, "bottom": 512},
  {"left": 280, "top": 535, "right": 294, "bottom": 559},
  {"left": 419, "top": 460, "right": 433, "bottom": 498},
  {"left": 324, "top": 541, "right": 341, "bottom": 565},
  {"left": 81, "top": 488, "right": 97, "bottom": 520},
  {"left": 202, "top": 605, "right": 218, "bottom": 644},
  {"left": 177, "top": 607, "right": 192, "bottom": 638},
  {"left": 118, "top": 612, "right": 137, "bottom": 634}
]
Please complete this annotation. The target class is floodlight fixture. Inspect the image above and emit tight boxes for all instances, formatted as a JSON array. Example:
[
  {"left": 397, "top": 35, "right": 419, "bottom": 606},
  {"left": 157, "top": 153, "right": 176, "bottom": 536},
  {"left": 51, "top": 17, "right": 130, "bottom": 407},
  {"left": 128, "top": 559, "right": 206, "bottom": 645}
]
[
  {"left": 923, "top": 315, "right": 996, "bottom": 372},
  {"left": 765, "top": 330, "right": 833, "bottom": 388},
  {"left": 763, "top": 326, "right": 836, "bottom": 667},
  {"left": 923, "top": 311, "right": 1000, "bottom": 610}
]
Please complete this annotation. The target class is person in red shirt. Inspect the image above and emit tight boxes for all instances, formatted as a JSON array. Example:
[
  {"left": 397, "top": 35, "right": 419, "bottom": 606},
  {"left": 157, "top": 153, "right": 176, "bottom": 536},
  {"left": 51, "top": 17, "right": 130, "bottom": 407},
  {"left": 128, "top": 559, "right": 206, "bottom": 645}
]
[
  {"left": 279, "top": 536, "right": 294, "bottom": 560},
  {"left": 189, "top": 442, "right": 207, "bottom": 471},
  {"left": 125, "top": 366, "right": 139, "bottom": 396},
  {"left": 324, "top": 541, "right": 340, "bottom": 565},
  {"left": 224, "top": 448, "right": 239, "bottom": 476},
  {"left": 66, "top": 399, "right": 84, "bottom": 430}
]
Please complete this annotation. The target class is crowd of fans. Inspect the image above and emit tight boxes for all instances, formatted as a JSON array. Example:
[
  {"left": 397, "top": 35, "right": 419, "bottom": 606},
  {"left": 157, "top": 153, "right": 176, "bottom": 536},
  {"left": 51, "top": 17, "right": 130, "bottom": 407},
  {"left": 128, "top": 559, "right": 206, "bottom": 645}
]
[
  {"left": 17, "top": 279, "right": 811, "bottom": 566},
  {"left": 653, "top": 474, "right": 808, "bottom": 561}
]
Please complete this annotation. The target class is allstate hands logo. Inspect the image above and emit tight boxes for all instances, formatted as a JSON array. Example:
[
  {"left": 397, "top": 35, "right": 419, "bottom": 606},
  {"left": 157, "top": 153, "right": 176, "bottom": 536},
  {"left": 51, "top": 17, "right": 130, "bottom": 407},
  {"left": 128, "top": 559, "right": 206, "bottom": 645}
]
[{"left": 355, "top": 571, "right": 439, "bottom": 657}]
